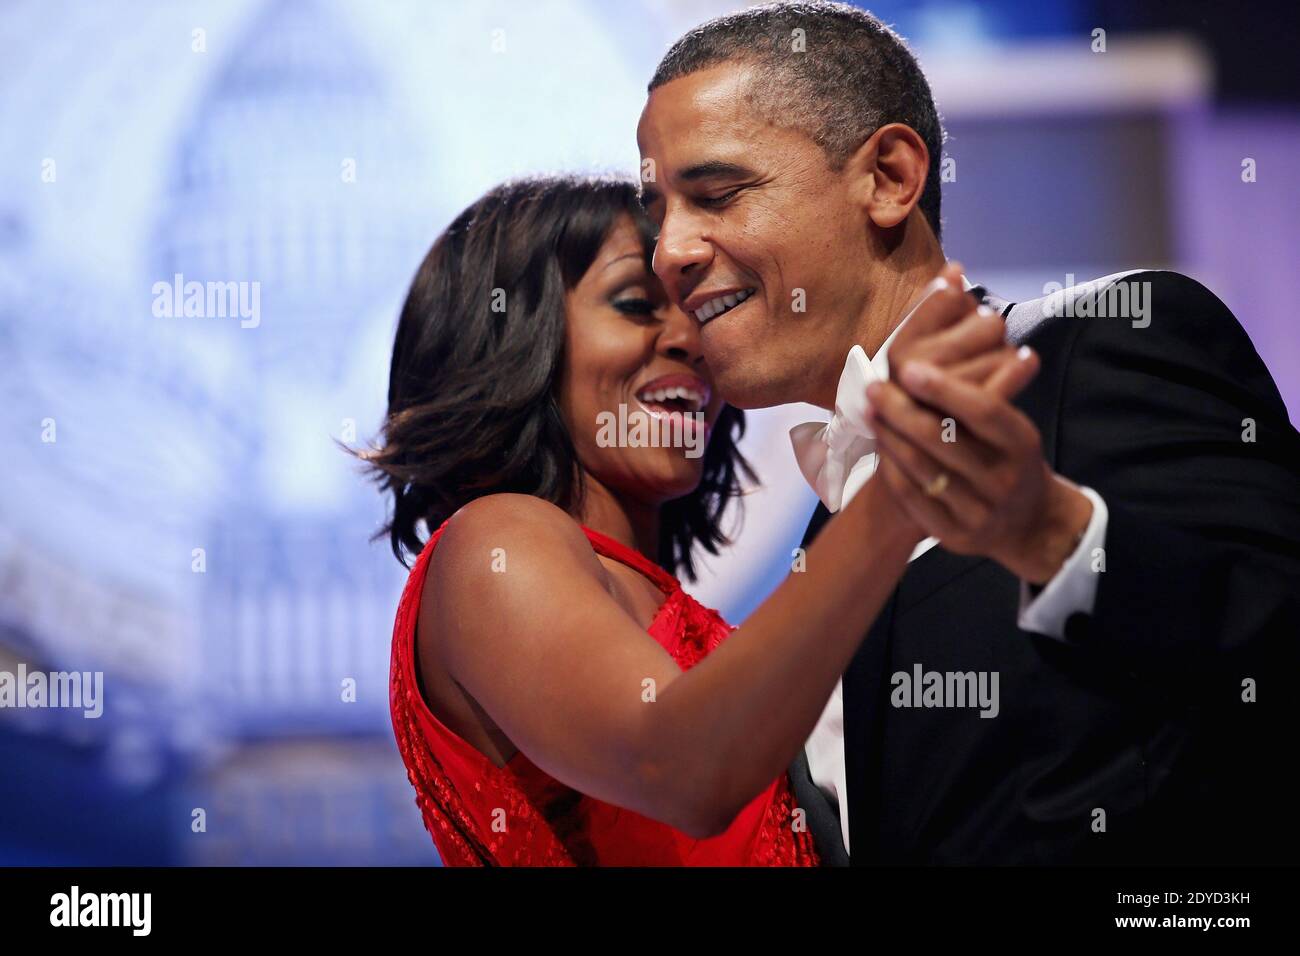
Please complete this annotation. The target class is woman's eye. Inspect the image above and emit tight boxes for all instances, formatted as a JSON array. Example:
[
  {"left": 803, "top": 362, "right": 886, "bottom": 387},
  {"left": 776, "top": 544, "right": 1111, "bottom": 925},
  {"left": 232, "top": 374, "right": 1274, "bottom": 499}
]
[{"left": 613, "top": 298, "right": 655, "bottom": 316}]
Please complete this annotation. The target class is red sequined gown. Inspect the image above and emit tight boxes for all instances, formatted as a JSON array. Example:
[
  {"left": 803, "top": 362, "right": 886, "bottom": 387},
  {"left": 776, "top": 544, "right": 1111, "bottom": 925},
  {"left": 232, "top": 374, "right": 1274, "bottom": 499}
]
[{"left": 389, "top": 517, "right": 820, "bottom": 866}]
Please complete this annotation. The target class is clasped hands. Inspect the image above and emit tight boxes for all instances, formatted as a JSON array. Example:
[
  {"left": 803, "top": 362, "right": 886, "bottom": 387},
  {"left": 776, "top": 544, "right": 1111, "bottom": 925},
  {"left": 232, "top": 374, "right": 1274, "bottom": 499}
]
[{"left": 864, "top": 262, "right": 1093, "bottom": 585}]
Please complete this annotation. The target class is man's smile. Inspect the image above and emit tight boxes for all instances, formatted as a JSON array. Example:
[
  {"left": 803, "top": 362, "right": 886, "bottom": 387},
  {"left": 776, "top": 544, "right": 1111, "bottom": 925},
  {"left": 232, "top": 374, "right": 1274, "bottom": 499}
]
[{"left": 683, "top": 287, "right": 757, "bottom": 324}]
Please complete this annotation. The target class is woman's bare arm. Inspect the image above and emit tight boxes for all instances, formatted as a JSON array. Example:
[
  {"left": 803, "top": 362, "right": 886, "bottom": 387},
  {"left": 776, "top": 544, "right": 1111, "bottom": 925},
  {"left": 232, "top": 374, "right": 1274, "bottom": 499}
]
[{"left": 426, "top": 478, "right": 913, "bottom": 838}]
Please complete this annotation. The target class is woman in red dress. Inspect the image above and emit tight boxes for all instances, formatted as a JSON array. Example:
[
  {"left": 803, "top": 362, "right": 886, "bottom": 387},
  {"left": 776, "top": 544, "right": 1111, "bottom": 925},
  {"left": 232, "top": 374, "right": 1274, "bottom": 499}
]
[{"left": 361, "top": 176, "right": 1024, "bottom": 865}]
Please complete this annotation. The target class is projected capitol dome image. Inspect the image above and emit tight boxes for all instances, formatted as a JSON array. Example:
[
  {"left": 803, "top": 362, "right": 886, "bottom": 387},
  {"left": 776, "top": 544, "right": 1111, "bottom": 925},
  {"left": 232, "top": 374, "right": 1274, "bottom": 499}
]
[{"left": 0, "top": 0, "right": 665, "bottom": 865}]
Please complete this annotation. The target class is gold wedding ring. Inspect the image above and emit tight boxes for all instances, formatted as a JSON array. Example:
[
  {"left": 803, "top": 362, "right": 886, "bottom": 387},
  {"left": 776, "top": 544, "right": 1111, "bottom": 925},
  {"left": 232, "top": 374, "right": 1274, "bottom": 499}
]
[{"left": 922, "top": 472, "right": 950, "bottom": 497}]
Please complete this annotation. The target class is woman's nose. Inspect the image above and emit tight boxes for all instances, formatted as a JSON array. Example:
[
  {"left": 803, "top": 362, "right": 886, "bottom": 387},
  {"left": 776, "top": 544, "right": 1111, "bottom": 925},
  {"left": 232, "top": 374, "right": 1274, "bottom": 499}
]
[{"left": 656, "top": 304, "right": 704, "bottom": 365}]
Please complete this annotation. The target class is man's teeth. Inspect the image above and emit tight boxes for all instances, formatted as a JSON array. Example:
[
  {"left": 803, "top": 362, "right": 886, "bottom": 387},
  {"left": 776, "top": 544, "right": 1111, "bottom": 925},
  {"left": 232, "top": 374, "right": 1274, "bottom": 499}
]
[
  {"left": 694, "top": 288, "right": 754, "bottom": 323},
  {"left": 636, "top": 385, "right": 706, "bottom": 412}
]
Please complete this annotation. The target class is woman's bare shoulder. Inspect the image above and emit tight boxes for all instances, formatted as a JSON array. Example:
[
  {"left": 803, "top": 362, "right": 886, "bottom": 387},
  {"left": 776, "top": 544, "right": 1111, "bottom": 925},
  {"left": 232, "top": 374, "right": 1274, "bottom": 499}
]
[
  {"left": 420, "top": 494, "right": 611, "bottom": 639},
  {"left": 435, "top": 494, "right": 598, "bottom": 573}
]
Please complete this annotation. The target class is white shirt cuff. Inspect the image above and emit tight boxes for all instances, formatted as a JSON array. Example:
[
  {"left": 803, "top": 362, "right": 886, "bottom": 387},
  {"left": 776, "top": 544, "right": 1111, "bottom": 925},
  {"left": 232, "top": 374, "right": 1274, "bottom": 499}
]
[{"left": 1017, "top": 485, "right": 1108, "bottom": 640}]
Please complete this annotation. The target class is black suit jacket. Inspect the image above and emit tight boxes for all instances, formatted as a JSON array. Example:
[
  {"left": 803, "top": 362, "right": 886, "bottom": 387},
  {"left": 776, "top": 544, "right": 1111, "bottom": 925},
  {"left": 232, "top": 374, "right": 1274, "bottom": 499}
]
[{"left": 791, "top": 271, "right": 1300, "bottom": 865}]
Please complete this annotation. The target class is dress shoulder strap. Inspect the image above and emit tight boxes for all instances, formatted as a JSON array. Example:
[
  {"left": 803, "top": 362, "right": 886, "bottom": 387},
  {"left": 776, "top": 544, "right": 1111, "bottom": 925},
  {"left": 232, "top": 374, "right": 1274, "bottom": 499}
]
[
  {"left": 421, "top": 511, "right": 679, "bottom": 593},
  {"left": 579, "top": 525, "right": 679, "bottom": 594}
]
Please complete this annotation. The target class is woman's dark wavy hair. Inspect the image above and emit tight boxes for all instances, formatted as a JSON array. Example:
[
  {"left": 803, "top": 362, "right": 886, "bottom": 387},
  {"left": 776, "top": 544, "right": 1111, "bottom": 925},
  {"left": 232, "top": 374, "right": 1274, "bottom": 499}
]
[{"left": 355, "top": 174, "right": 755, "bottom": 581}]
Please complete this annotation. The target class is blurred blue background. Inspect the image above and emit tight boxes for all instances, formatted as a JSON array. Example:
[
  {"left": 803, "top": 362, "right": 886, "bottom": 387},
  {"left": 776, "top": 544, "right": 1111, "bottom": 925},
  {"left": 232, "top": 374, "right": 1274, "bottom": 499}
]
[{"left": 1, "top": 0, "right": 1296, "bottom": 865}]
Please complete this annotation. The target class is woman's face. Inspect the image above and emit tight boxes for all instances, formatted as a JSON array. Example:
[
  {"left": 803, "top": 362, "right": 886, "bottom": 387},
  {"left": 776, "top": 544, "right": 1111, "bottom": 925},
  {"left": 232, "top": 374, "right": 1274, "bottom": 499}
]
[{"left": 558, "top": 213, "right": 726, "bottom": 506}]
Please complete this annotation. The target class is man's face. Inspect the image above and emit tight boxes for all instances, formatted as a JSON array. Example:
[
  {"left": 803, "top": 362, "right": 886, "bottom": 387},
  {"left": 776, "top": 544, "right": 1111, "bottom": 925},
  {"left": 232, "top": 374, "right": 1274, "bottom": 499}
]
[{"left": 637, "top": 64, "right": 872, "bottom": 409}]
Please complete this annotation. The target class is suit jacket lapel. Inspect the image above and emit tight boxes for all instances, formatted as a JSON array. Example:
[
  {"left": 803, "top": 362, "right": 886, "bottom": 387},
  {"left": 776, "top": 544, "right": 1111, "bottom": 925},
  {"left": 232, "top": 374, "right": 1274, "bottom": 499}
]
[
  {"left": 843, "top": 584, "right": 894, "bottom": 864},
  {"left": 788, "top": 747, "right": 850, "bottom": 865}
]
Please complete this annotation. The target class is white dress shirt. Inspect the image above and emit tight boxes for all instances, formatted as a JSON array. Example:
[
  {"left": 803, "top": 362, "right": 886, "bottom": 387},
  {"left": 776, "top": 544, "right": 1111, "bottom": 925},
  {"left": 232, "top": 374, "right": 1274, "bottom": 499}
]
[{"left": 797, "top": 276, "right": 1109, "bottom": 855}]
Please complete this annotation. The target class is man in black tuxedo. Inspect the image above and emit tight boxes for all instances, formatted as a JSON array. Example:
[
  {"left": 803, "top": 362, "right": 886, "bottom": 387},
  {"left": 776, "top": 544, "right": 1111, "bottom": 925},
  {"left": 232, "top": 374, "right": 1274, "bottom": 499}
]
[{"left": 637, "top": 1, "right": 1300, "bottom": 864}]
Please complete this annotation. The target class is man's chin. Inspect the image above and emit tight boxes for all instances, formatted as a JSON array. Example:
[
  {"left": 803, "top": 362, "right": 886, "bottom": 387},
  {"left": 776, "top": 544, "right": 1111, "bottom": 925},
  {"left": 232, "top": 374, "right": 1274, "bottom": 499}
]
[
  {"left": 703, "top": 332, "right": 797, "bottom": 408},
  {"left": 711, "top": 371, "right": 790, "bottom": 410}
]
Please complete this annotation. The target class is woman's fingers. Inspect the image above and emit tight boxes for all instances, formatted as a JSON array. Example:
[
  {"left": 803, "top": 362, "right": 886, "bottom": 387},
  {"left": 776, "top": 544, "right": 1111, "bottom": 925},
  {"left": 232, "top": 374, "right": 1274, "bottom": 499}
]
[
  {"left": 871, "top": 416, "right": 993, "bottom": 523},
  {"left": 984, "top": 345, "right": 1039, "bottom": 400},
  {"left": 918, "top": 340, "right": 1038, "bottom": 402},
  {"left": 866, "top": 380, "right": 999, "bottom": 482},
  {"left": 945, "top": 347, "right": 1015, "bottom": 388},
  {"left": 893, "top": 306, "right": 1005, "bottom": 373},
  {"left": 892, "top": 362, "right": 1035, "bottom": 452},
  {"left": 887, "top": 262, "right": 974, "bottom": 352}
]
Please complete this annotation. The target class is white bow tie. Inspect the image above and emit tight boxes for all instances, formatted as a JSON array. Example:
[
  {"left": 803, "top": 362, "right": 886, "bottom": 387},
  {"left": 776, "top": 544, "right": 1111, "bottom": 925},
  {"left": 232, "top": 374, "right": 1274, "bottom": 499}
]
[{"left": 789, "top": 345, "right": 883, "bottom": 512}]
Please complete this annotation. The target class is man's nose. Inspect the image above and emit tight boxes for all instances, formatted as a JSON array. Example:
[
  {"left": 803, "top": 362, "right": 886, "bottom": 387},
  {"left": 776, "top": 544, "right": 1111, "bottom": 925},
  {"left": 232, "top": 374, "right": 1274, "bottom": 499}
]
[{"left": 651, "top": 209, "right": 712, "bottom": 302}]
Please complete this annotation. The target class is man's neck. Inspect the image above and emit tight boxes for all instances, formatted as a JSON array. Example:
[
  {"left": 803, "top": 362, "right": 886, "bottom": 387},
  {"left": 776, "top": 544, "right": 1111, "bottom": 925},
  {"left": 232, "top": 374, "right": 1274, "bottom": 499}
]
[
  {"left": 859, "top": 259, "right": 949, "bottom": 360},
  {"left": 811, "top": 256, "right": 947, "bottom": 410}
]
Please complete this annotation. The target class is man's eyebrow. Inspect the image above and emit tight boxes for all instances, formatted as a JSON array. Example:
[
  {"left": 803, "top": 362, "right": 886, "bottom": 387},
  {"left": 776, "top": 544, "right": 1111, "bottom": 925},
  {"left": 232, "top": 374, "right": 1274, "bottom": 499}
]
[{"left": 679, "top": 160, "right": 755, "bottom": 182}]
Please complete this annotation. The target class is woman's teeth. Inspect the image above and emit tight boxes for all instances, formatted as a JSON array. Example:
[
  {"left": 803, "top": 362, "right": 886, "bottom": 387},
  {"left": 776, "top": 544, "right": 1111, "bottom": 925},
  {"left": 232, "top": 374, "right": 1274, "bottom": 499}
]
[
  {"left": 694, "top": 288, "right": 755, "bottom": 324},
  {"left": 635, "top": 385, "right": 707, "bottom": 413}
]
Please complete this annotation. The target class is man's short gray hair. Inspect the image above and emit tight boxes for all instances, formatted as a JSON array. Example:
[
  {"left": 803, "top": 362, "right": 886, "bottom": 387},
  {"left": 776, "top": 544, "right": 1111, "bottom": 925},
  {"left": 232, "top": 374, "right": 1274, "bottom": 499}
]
[{"left": 650, "top": 1, "right": 945, "bottom": 241}]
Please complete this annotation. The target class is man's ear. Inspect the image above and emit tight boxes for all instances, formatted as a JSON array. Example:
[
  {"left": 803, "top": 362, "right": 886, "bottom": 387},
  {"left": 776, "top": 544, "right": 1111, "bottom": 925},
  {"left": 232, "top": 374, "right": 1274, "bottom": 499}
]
[{"left": 845, "top": 123, "right": 930, "bottom": 230}]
